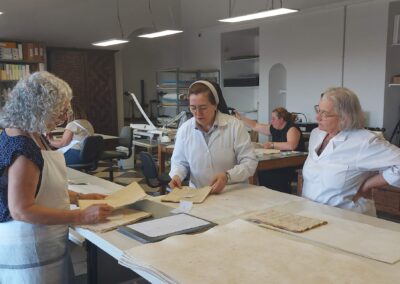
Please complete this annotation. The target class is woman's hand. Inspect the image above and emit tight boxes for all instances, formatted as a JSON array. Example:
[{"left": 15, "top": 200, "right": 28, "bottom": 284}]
[
  {"left": 233, "top": 110, "right": 242, "bottom": 120},
  {"left": 79, "top": 204, "right": 113, "bottom": 224},
  {"left": 263, "top": 142, "right": 274, "bottom": 149},
  {"left": 79, "top": 193, "right": 107, "bottom": 200},
  {"left": 210, "top": 172, "right": 228, "bottom": 194},
  {"left": 169, "top": 175, "right": 182, "bottom": 189},
  {"left": 353, "top": 182, "right": 373, "bottom": 202}
]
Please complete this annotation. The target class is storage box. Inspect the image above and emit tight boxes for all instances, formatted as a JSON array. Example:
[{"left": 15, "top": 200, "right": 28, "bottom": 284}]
[{"left": 391, "top": 75, "right": 400, "bottom": 84}]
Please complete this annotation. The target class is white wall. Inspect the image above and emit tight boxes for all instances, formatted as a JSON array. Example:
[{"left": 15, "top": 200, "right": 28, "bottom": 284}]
[
  {"left": 120, "top": 0, "right": 392, "bottom": 133},
  {"left": 120, "top": 36, "right": 181, "bottom": 120},
  {"left": 343, "top": 1, "right": 388, "bottom": 128},
  {"left": 259, "top": 8, "right": 344, "bottom": 126}
]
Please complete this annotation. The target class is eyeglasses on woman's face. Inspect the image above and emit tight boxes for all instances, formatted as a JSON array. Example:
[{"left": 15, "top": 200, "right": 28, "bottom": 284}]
[
  {"left": 314, "top": 105, "right": 338, "bottom": 120},
  {"left": 189, "top": 104, "right": 211, "bottom": 113}
]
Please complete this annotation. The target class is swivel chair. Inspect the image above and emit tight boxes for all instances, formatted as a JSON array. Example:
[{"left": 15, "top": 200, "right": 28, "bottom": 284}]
[
  {"left": 101, "top": 126, "right": 133, "bottom": 181},
  {"left": 67, "top": 135, "right": 104, "bottom": 172},
  {"left": 139, "top": 151, "right": 171, "bottom": 195}
]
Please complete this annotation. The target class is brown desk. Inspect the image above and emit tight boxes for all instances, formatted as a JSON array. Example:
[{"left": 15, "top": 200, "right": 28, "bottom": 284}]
[
  {"left": 158, "top": 143, "right": 174, "bottom": 175},
  {"left": 158, "top": 144, "right": 308, "bottom": 185},
  {"left": 250, "top": 152, "right": 308, "bottom": 184}
]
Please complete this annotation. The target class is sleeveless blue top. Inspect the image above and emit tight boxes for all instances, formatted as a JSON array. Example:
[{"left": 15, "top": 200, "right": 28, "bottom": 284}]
[{"left": 0, "top": 131, "right": 44, "bottom": 222}]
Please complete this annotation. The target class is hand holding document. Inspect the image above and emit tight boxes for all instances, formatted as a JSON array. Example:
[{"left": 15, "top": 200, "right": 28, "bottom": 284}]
[
  {"left": 79, "top": 208, "right": 151, "bottom": 233},
  {"left": 78, "top": 182, "right": 147, "bottom": 209},
  {"left": 161, "top": 186, "right": 212, "bottom": 204}
]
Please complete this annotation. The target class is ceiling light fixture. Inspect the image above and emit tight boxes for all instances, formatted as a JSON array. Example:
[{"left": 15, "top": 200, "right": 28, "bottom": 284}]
[
  {"left": 92, "top": 39, "right": 129, "bottom": 47},
  {"left": 138, "top": 30, "right": 183, "bottom": 38},
  {"left": 219, "top": 0, "right": 298, "bottom": 23},
  {"left": 92, "top": 0, "right": 129, "bottom": 47},
  {"left": 0, "top": 12, "right": 3, "bottom": 15},
  {"left": 137, "top": 0, "right": 183, "bottom": 39}
]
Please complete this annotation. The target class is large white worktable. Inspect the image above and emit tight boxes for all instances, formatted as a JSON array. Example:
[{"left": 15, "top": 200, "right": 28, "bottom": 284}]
[{"left": 68, "top": 168, "right": 400, "bottom": 283}]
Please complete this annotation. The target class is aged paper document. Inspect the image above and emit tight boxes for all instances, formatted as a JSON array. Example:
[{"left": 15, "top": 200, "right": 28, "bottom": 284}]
[
  {"left": 246, "top": 209, "right": 327, "bottom": 233},
  {"left": 119, "top": 220, "right": 399, "bottom": 284},
  {"left": 79, "top": 208, "right": 151, "bottom": 233},
  {"left": 161, "top": 186, "right": 212, "bottom": 204},
  {"left": 78, "top": 182, "right": 147, "bottom": 209},
  {"left": 254, "top": 148, "right": 280, "bottom": 156}
]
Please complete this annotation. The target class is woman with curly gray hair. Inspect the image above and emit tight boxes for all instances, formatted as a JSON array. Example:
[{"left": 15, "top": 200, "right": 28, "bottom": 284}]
[
  {"left": 302, "top": 87, "right": 400, "bottom": 216},
  {"left": 0, "top": 71, "right": 113, "bottom": 283}
]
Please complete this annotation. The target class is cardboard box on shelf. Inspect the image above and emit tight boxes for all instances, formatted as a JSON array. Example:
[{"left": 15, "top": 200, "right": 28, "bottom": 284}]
[{"left": 392, "top": 75, "right": 400, "bottom": 84}]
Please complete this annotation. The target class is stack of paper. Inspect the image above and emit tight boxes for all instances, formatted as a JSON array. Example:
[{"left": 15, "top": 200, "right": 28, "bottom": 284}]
[
  {"left": 119, "top": 219, "right": 400, "bottom": 283},
  {"left": 161, "top": 186, "right": 212, "bottom": 204},
  {"left": 79, "top": 208, "right": 151, "bottom": 233},
  {"left": 78, "top": 182, "right": 147, "bottom": 209}
]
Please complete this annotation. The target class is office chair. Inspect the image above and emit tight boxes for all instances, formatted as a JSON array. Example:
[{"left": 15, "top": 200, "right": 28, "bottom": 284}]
[
  {"left": 101, "top": 126, "right": 133, "bottom": 181},
  {"left": 67, "top": 135, "right": 104, "bottom": 172},
  {"left": 139, "top": 151, "right": 171, "bottom": 195}
]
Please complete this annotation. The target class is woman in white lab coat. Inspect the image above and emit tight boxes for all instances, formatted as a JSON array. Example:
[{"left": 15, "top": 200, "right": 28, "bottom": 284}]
[
  {"left": 169, "top": 80, "right": 258, "bottom": 194},
  {"left": 0, "top": 72, "right": 113, "bottom": 283},
  {"left": 48, "top": 104, "right": 95, "bottom": 165},
  {"left": 302, "top": 87, "right": 400, "bottom": 216}
]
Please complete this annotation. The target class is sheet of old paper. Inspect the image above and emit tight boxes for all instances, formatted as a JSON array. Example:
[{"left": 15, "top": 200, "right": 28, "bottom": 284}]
[
  {"left": 254, "top": 148, "right": 280, "bottom": 156},
  {"left": 161, "top": 186, "right": 212, "bottom": 204},
  {"left": 246, "top": 209, "right": 327, "bottom": 232},
  {"left": 79, "top": 208, "right": 151, "bottom": 233},
  {"left": 119, "top": 219, "right": 399, "bottom": 284},
  {"left": 275, "top": 211, "right": 400, "bottom": 264},
  {"left": 78, "top": 182, "right": 147, "bottom": 209}
]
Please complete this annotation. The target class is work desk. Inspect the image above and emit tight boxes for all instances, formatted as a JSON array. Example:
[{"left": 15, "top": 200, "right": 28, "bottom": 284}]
[{"left": 68, "top": 168, "right": 400, "bottom": 283}]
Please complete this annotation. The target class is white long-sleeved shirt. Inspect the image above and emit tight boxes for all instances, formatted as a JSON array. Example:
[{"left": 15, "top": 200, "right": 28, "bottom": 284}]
[
  {"left": 302, "top": 128, "right": 400, "bottom": 215},
  {"left": 170, "top": 112, "right": 258, "bottom": 188}
]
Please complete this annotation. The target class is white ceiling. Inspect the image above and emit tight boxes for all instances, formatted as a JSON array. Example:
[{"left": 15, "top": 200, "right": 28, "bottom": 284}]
[{"left": 0, "top": 0, "right": 372, "bottom": 49}]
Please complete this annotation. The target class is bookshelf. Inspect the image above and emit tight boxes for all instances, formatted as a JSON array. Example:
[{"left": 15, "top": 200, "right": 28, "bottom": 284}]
[{"left": 0, "top": 40, "right": 46, "bottom": 106}]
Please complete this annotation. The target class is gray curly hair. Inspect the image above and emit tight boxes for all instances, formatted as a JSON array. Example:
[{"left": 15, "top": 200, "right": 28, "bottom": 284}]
[
  {"left": 0, "top": 71, "right": 72, "bottom": 133},
  {"left": 322, "top": 87, "right": 365, "bottom": 130}
]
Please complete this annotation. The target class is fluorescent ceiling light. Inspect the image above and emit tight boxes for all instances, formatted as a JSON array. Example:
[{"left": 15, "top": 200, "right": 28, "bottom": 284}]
[
  {"left": 138, "top": 30, "right": 183, "bottom": 38},
  {"left": 92, "top": 39, "right": 129, "bottom": 47},
  {"left": 219, "top": 8, "right": 298, "bottom": 23}
]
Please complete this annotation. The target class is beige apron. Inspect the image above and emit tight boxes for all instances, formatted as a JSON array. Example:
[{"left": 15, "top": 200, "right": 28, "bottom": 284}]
[{"left": 0, "top": 149, "right": 71, "bottom": 284}]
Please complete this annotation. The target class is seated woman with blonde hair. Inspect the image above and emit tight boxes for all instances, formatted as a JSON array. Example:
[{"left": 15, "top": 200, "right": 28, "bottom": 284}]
[
  {"left": 303, "top": 87, "right": 400, "bottom": 216},
  {"left": 48, "top": 104, "right": 95, "bottom": 165}
]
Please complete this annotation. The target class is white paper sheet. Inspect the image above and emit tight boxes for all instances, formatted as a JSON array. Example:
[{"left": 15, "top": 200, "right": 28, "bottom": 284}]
[
  {"left": 280, "top": 211, "right": 400, "bottom": 264},
  {"left": 120, "top": 220, "right": 400, "bottom": 284},
  {"left": 127, "top": 214, "right": 210, "bottom": 238}
]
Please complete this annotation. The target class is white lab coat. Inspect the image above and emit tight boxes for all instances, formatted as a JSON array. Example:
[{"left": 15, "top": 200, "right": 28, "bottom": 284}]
[
  {"left": 302, "top": 128, "right": 400, "bottom": 215},
  {"left": 170, "top": 112, "right": 258, "bottom": 188}
]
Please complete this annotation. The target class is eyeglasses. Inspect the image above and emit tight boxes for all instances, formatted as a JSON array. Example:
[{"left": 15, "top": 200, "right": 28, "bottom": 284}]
[
  {"left": 314, "top": 105, "right": 338, "bottom": 120},
  {"left": 189, "top": 105, "right": 210, "bottom": 113}
]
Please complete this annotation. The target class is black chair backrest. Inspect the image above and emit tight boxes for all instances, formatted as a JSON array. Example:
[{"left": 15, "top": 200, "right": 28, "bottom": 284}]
[
  {"left": 119, "top": 126, "right": 133, "bottom": 157},
  {"left": 139, "top": 152, "right": 159, "bottom": 180},
  {"left": 80, "top": 135, "right": 104, "bottom": 163}
]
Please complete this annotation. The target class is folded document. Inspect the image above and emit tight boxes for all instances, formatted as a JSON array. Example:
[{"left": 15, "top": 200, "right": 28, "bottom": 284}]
[
  {"left": 78, "top": 182, "right": 147, "bottom": 209},
  {"left": 161, "top": 186, "right": 212, "bottom": 204}
]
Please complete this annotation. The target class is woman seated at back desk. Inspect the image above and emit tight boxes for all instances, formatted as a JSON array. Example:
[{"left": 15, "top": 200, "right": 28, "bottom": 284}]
[
  {"left": 235, "top": 107, "right": 305, "bottom": 193},
  {"left": 48, "top": 105, "right": 94, "bottom": 165}
]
